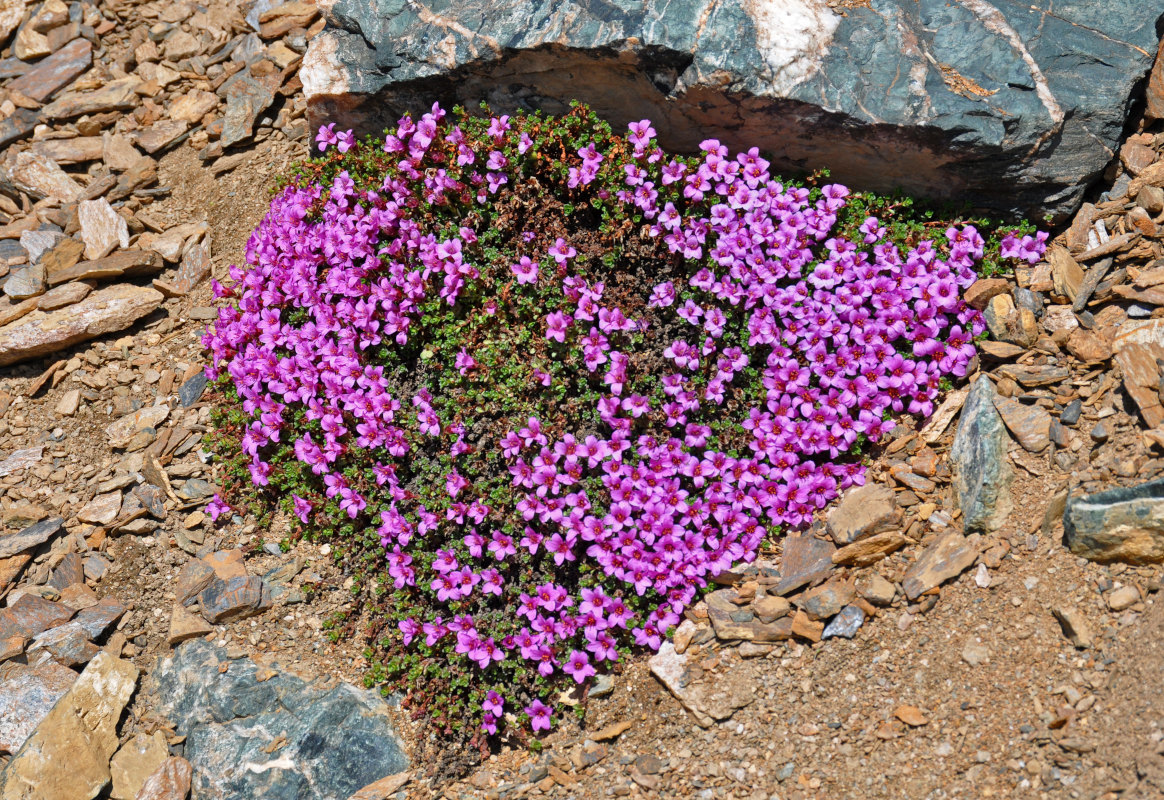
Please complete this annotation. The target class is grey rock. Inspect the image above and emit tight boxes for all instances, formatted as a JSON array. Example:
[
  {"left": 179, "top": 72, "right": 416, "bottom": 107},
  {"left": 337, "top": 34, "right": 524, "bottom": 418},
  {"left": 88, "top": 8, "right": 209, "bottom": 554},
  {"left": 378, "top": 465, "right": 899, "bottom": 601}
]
[
  {"left": 177, "top": 478, "right": 214, "bottom": 500},
  {"left": 28, "top": 621, "right": 99, "bottom": 667},
  {"left": 179, "top": 371, "right": 207, "bottom": 407},
  {"left": 902, "top": 531, "right": 981, "bottom": 600},
  {"left": 1064, "top": 478, "right": 1164, "bottom": 564},
  {"left": 302, "top": 0, "right": 1161, "bottom": 220},
  {"left": 951, "top": 377, "right": 1012, "bottom": 533},
  {"left": 1090, "top": 420, "right": 1109, "bottom": 443},
  {"left": 3, "top": 263, "right": 45, "bottom": 299},
  {"left": 1060, "top": 398, "right": 1082, "bottom": 426},
  {"left": 821, "top": 604, "right": 865, "bottom": 640},
  {"left": 151, "top": 640, "right": 409, "bottom": 800},
  {"left": 773, "top": 532, "right": 835, "bottom": 596},
  {"left": 198, "top": 575, "right": 267, "bottom": 623},
  {"left": 0, "top": 515, "right": 63, "bottom": 558},
  {"left": 0, "top": 660, "right": 78, "bottom": 753},
  {"left": 72, "top": 597, "right": 127, "bottom": 639}
]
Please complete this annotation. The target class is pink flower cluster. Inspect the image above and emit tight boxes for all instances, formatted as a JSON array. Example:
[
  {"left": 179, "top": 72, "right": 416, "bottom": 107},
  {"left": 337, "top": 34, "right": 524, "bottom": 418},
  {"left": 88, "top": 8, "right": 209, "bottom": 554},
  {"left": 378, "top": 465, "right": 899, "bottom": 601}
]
[{"left": 204, "top": 107, "right": 1044, "bottom": 733}]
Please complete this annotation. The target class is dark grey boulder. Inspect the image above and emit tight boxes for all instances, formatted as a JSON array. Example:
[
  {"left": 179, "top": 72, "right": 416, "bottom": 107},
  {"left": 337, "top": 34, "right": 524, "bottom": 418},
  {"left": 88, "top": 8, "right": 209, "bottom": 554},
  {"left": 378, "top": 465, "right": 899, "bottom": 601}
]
[
  {"left": 951, "top": 376, "right": 1012, "bottom": 533},
  {"left": 151, "top": 640, "right": 409, "bottom": 800},
  {"left": 301, "top": 0, "right": 1162, "bottom": 220},
  {"left": 1064, "top": 478, "right": 1164, "bottom": 564}
]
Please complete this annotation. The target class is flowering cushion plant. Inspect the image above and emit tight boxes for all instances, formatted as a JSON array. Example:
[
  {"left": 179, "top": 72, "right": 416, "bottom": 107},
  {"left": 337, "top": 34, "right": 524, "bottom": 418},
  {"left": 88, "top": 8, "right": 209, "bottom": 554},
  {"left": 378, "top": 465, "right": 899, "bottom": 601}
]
[{"left": 204, "top": 103, "right": 1045, "bottom": 747}]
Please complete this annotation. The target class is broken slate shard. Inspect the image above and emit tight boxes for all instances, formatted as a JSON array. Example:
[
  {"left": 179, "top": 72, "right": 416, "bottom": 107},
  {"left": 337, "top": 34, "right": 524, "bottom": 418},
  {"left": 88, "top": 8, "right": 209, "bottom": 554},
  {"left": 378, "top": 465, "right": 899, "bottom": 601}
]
[{"left": 1064, "top": 478, "right": 1164, "bottom": 564}]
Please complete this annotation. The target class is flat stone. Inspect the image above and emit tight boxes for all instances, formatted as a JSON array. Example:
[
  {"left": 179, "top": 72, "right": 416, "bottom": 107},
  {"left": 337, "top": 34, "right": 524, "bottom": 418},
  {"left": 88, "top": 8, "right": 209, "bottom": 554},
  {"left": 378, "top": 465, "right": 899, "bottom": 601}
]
[
  {"left": 0, "top": 594, "right": 75, "bottom": 641},
  {"left": 78, "top": 491, "right": 122, "bottom": 526},
  {"left": 831, "top": 530, "right": 906, "bottom": 567},
  {"left": 19, "top": 230, "right": 63, "bottom": 264},
  {"left": 134, "top": 483, "right": 167, "bottom": 519},
  {"left": 3, "top": 263, "right": 45, "bottom": 300},
  {"left": 798, "top": 577, "right": 855, "bottom": 621},
  {"left": 220, "top": 68, "right": 281, "bottom": 149},
  {"left": 0, "top": 109, "right": 38, "bottom": 151},
  {"left": 0, "top": 516, "right": 63, "bottom": 559},
  {"left": 1048, "top": 245, "right": 1084, "bottom": 301},
  {"left": 47, "top": 553, "right": 84, "bottom": 591},
  {"left": 134, "top": 120, "right": 189, "bottom": 155},
  {"left": 790, "top": 609, "right": 823, "bottom": 643},
  {"left": 179, "top": 372, "right": 207, "bottom": 407},
  {"left": 1066, "top": 329, "right": 1112, "bottom": 363},
  {"left": 106, "top": 405, "right": 169, "bottom": 448},
  {"left": 47, "top": 249, "right": 163, "bottom": 286},
  {"left": 198, "top": 575, "right": 266, "bottom": 623},
  {"left": 1114, "top": 318, "right": 1164, "bottom": 352},
  {"left": 42, "top": 76, "right": 140, "bottom": 120},
  {"left": 173, "top": 242, "right": 211, "bottom": 294},
  {"left": 752, "top": 594, "right": 790, "bottom": 624},
  {"left": 826, "top": 482, "right": 899, "bottom": 545},
  {"left": 1116, "top": 343, "right": 1164, "bottom": 429},
  {"left": 346, "top": 772, "right": 412, "bottom": 800},
  {"left": 895, "top": 705, "right": 928, "bottom": 727},
  {"left": 0, "top": 446, "right": 43, "bottom": 478},
  {"left": 0, "top": 660, "right": 77, "bottom": 754},
  {"left": 0, "top": 0, "right": 26, "bottom": 44},
  {"left": 992, "top": 395, "right": 1051, "bottom": 452},
  {"left": 168, "top": 89, "right": 219, "bottom": 124},
  {"left": 3, "top": 151, "right": 83, "bottom": 202},
  {"left": 203, "top": 549, "right": 246, "bottom": 580},
  {"left": 169, "top": 602, "right": 213, "bottom": 645},
  {"left": 78, "top": 199, "right": 129, "bottom": 260},
  {"left": 648, "top": 641, "right": 755, "bottom": 727},
  {"left": 58, "top": 584, "right": 99, "bottom": 612},
  {"left": 39, "top": 236, "right": 85, "bottom": 276},
  {"left": 1064, "top": 478, "right": 1164, "bottom": 564},
  {"left": 72, "top": 597, "right": 127, "bottom": 639},
  {"left": 0, "top": 284, "right": 163, "bottom": 367},
  {"left": 963, "top": 278, "right": 1010, "bottom": 311},
  {"left": 901, "top": 531, "right": 981, "bottom": 600},
  {"left": 1107, "top": 585, "right": 1140, "bottom": 611},
  {"left": 0, "top": 554, "right": 30, "bottom": 592},
  {"left": 39, "top": 281, "right": 93, "bottom": 312},
  {"left": 134, "top": 758, "right": 193, "bottom": 800},
  {"left": 165, "top": 30, "right": 202, "bottom": 60},
  {"left": 152, "top": 640, "right": 409, "bottom": 799},
  {"left": 110, "top": 732, "right": 170, "bottom": 800},
  {"left": 0, "top": 652, "right": 138, "bottom": 800},
  {"left": 951, "top": 376, "right": 1013, "bottom": 533},
  {"left": 31, "top": 137, "right": 104, "bottom": 165},
  {"left": 102, "top": 133, "right": 142, "bottom": 171},
  {"left": 858, "top": 573, "right": 896, "bottom": 606},
  {"left": 994, "top": 363, "right": 1070, "bottom": 387},
  {"left": 821, "top": 604, "right": 865, "bottom": 640},
  {"left": 29, "top": 621, "right": 100, "bottom": 668},
  {"left": 304, "top": 0, "right": 1161, "bottom": 221},
  {"left": 773, "top": 533, "right": 835, "bottom": 596}
]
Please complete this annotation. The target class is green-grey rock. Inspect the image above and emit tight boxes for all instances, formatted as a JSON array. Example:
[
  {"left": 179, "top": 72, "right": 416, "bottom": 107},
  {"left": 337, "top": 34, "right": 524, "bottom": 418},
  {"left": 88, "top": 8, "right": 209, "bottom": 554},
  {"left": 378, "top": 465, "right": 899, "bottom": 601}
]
[
  {"left": 951, "top": 376, "right": 1012, "bottom": 533},
  {"left": 151, "top": 641, "right": 409, "bottom": 800},
  {"left": 302, "top": 0, "right": 1162, "bottom": 220},
  {"left": 1064, "top": 478, "right": 1164, "bottom": 564}
]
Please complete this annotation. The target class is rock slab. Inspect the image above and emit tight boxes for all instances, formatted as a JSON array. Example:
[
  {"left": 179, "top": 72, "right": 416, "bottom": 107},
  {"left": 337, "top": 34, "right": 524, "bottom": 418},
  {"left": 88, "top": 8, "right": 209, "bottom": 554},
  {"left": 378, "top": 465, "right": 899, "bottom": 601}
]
[
  {"left": 1064, "top": 478, "right": 1164, "bottom": 564},
  {"left": 951, "top": 376, "right": 1013, "bottom": 533},
  {"left": 0, "top": 652, "right": 138, "bottom": 800},
  {"left": 151, "top": 641, "right": 409, "bottom": 800},
  {"left": 0, "top": 284, "right": 163, "bottom": 367},
  {"left": 303, "top": 0, "right": 1162, "bottom": 220}
]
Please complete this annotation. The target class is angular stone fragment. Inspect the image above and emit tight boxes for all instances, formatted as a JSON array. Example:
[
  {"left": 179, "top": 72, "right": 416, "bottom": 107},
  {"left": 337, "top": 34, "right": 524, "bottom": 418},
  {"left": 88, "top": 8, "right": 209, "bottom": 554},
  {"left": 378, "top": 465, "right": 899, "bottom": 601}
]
[
  {"left": 0, "top": 660, "right": 77, "bottom": 754},
  {"left": 649, "top": 641, "right": 754, "bottom": 727},
  {"left": 72, "top": 597, "right": 127, "bottom": 639},
  {"left": 110, "top": 732, "right": 169, "bottom": 800},
  {"left": 1048, "top": 245, "right": 1084, "bottom": 301},
  {"left": 992, "top": 395, "right": 1051, "bottom": 452},
  {"left": 821, "top": 604, "right": 865, "bottom": 640},
  {"left": 0, "top": 0, "right": 26, "bottom": 44},
  {"left": 0, "top": 446, "right": 42, "bottom": 478},
  {"left": 78, "top": 491, "right": 122, "bottom": 525},
  {"left": 179, "top": 372, "right": 207, "bottom": 406},
  {"left": 39, "top": 237, "right": 85, "bottom": 277},
  {"left": 1064, "top": 478, "right": 1164, "bottom": 564},
  {"left": 42, "top": 77, "right": 140, "bottom": 119},
  {"left": 826, "top": 482, "right": 899, "bottom": 545},
  {"left": 173, "top": 242, "right": 211, "bottom": 294},
  {"left": 39, "top": 281, "right": 93, "bottom": 312},
  {"left": 994, "top": 363, "right": 1070, "bottom": 387},
  {"left": 3, "top": 151, "right": 83, "bottom": 202},
  {"left": 168, "top": 89, "right": 219, "bottom": 124},
  {"left": 3, "top": 264, "right": 45, "bottom": 300},
  {"left": 78, "top": 199, "right": 129, "bottom": 260},
  {"left": 133, "top": 758, "right": 192, "bottom": 800},
  {"left": 831, "top": 530, "right": 906, "bottom": 567},
  {"left": 951, "top": 377, "right": 1012, "bottom": 533},
  {"left": 134, "top": 120, "right": 189, "bottom": 154},
  {"left": 198, "top": 575, "right": 266, "bottom": 623},
  {"left": 901, "top": 531, "right": 980, "bottom": 600},
  {"left": 774, "top": 533, "right": 835, "bottom": 596},
  {"left": 1116, "top": 343, "right": 1164, "bottom": 429},
  {"left": 31, "top": 137, "right": 104, "bottom": 165},
  {"left": 0, "top": 109, "right": 38, "bottom": 151},
  {"left": 1066, "top": 328, "right": 1112, "bottom": 363},
  {"left": 0, "top": 594, "right": 74, "bottom": 640},
  {"left": 219, "top": 68, "right": 280, "bottom": 148},
  {"left": 0, "top": 516, "right": 62, "bottom": 559},
  {"left": 47, "top": 249, "right": 163, "bottom": 286},
  {"left": 29, "top": 621, "right": 100, "bottom": 667},
  {"left": 175, "top": 560, "right": 215, "bottom": 606},
  {"left": 797, "top": 577, "right": 855, "bottom": 621},
  {"left": 102, "top": 133, "right": 142, "bottom": 171},
  {"left": 963, "top": 278, "right": 1010, "bottom": 311},
  {"left": 106, "top": 405, "right": 169, "bottom": 448},
  {"left": 0, "top": 652, "right": 138, "bottom": 800},
  {"left": 169, "top": 602, "right": 213, "bottom": 645},
  {"left": 0, "top": 284, "right": 163, "bottom": 367}
]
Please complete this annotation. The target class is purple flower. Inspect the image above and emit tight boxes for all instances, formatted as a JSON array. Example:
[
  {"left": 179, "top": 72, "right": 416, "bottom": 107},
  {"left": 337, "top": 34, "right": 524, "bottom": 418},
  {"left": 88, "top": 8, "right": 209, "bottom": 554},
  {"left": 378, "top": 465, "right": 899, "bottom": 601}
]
[
  {"left": 562, "top": 650, "right": 596, "bottom": 683},
  {"left": 526, "top": 699, "right": 553, "bottom": 731},
  {"left": 292, "top": 494, "right": 312, "bottom": 524}
]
